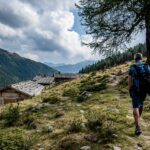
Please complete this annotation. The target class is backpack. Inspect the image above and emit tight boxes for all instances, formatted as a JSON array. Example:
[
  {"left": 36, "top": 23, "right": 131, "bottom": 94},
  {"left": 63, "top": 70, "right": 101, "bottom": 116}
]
[{"left": 132, "top": 63, "right": 150, "bottom": 95}]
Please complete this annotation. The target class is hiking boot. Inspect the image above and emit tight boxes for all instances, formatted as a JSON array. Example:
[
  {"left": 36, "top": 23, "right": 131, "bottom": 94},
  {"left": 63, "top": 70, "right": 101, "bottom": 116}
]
[{"left": 135, "top": 126, "right": 142, "bottom": 136}]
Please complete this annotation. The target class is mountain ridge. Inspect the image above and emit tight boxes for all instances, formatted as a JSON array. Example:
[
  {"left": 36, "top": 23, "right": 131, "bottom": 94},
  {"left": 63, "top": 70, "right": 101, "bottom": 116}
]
[
  {"left": 0, "top": 48, "right": 58, "bottom": 87},
  {"left": 46, "top": 60, "right": 97, "bottom": 73}
]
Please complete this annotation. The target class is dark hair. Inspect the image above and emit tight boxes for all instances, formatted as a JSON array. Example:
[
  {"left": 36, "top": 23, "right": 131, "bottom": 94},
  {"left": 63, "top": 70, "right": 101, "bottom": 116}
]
[{"left": 134, "top": 53, "right": 143, "bottom": 61}]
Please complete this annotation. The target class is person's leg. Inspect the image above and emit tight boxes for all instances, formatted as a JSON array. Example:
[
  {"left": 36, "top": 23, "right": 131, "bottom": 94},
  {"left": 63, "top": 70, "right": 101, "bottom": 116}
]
[
  {"left": 133, "top": 108, "right": 142, "bottom": 135},
  {"left": 133, "top": 108, "right": 140, "bottom": 127},
  {"left": 139, "top": 107, "right": 143, "bottom": 117},
  {"left": 139, "top": 93, "right": 146, "bottom": 117},
  {"left": 131, "top": 93, "right": 142, "bottom": 135}
]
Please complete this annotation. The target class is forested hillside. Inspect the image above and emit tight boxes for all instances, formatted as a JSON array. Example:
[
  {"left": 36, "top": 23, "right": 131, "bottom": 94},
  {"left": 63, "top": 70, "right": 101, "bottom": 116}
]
[
  {"left": 0, "top": 49, "right": 58, "bottom": 87},
  {"left": 79, "top": 44, "right": 146, "bottom": 73}
]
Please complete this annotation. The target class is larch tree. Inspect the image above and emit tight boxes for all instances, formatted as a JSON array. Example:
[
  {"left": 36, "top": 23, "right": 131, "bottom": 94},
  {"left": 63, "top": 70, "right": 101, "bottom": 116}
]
[{"left": 77, "top": 0, "right": 150, "bottom": 63}]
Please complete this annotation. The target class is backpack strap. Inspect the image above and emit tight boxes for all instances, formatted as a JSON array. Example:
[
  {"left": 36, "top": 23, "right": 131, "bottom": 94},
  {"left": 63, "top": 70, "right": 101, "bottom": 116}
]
[
  {"left": 131, "top": 64, "right": 141, "bottom": 77},
  {"left": 143, "top": 63, "right": 150, "bottom": 76},
  {"left": 131, "top": 63, "right": 148, "bottom": 78}
]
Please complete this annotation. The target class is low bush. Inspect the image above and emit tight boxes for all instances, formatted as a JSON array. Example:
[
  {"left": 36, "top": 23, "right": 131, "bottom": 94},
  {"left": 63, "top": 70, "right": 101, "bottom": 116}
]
[
  {"left": 63, "top": 87, "right": 80, "bottom": 98},
  {"left": 85, "top": 109, "right": 120, "bottom": 143},
  {"left": 79, "top": 75, "right": 108, "bottom": 92},
  {"left": 118, "top": 76, "right": 128, "bottom": 87},
  {"left": 143, "top": 113, "right": 150, "bottom": 121},
  {"left": 1, "top": 105, "right": 20, "bottom": 127},
  {"left": 144, "top": 102, "right": 150, "bottom": 112},
  {"left": 42, "top": 95, "right": 60, "bottom": 104},
  {"left": 59, "top": 137, "right": 80, "bottom": 150},
  {"left": 0, "top": 128, "right": 33, "bottom": 150},
  {"left": 96, "top": 75, "right": 109, "bottom": 83},
  {"left": 98, "top": 126, "right": 118, "bottom": 144},
  {"left": 21, "top": 113, "right": 37, "bottom": 130},
  {"left": 76, "top": 95, "right": 87, "bottom": 102},
  {"left": 90, "top": 71, "right": 97, "bottom": 77},
  {"left": 85, "top": 110, "right": 103, "bottom": 131},
  {"left": 85, "top": 83, "right": 107, "bottom": 92},
  {"left": 67, "top": 119, "right": 83, "bottom": 133}
]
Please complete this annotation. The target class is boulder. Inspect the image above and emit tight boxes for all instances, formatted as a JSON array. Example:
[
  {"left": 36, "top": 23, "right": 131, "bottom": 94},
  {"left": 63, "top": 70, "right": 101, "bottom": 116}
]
[
  {"left": 113, "top": 146, "right": 121, "bottom": 150},
  {"left": 54, "top": 111, "right": 65, "bottom": 118},
  {"left": 84, "top": 134, "right": 98, "bottom": 143},
  {"left": 80, "top": 110, "right": 85, "bottom": 114},
  {"left": 47, "top": 125, "right": 54, "bottom": 132},
  {"left": 80, "top": 146, "right": 91, "bottom": 150}
]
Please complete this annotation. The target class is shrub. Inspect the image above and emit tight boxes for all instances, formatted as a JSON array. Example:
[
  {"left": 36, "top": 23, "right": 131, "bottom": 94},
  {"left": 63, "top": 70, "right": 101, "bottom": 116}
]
[
  {"left": 119, "top": 76, "right": 128, "bottom": 87},
  {"left": 85, "top": 110, "right": 103, "bottom": 131},
  {"left": 63, "top": 88, "right": 80, "bottom": 97},
  {"left": 76, "top": 95, "right": 87, "bottom": 102},
  {"left": 90, "top": 71, "right": 97, "bottom": 76},
  {"left": 21, "top": 113, "right": 37, "bottom": 130},
  {"left": 42, "top": 95, "right": 60, "bottom": 104},
  {"left": 76, "top": 91, "right": 91, "bottom": 102},
  {"left": 85, "top": 83, "right": 107, "bottom": 92},
  {"left": 85, "top": 109, "right": 119, "bottom": 143},
  {"left": 0, "top": 128, "right": 33, "bottom": 150},
  {"left": 143, "top": 113, "right": 150, "bottom": 121},
  {"left": 96, "top": 75, "right": 109, "bottom": 83},
  {"left": 79, "top": 75, "right": 108, "bottom": 92},
  {"left": 59, "top": 137, "right": 80, "bottom": 150},
  {"left": 1, "top": 105, "right": 20, "bottom": 127},
  {"left": 67, "top": 119, "right": 83, "bottom": 133},
  {"left": 98, "top": 126, "right": 118, "bottom": 144}
]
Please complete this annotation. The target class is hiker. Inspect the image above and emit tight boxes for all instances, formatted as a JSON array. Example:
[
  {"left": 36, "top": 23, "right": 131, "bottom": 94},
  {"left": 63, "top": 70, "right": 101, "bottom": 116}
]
[{"left": 128, "top": 53, "right": 150, "bottom": 135}]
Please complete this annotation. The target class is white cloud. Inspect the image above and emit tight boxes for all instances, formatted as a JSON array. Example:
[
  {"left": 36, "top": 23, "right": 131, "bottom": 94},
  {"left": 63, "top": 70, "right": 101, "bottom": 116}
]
[
  {"left": 21, "top": 52, "right": 40, "bottom": 61},
  {"left": 0, "top": 0, "right": 144, "bottom": 65},
  {"left": 0, "top": 0, "right": 39, "bottom": 28},
  {"left": 0, "top": 0, "right": 100, "bottom": 64},
  {"left": 129, "top": 32, "right": 145, "bottom": 47},
  {"left": 0, "top": 23, "right": 22, "bottom": 38}
]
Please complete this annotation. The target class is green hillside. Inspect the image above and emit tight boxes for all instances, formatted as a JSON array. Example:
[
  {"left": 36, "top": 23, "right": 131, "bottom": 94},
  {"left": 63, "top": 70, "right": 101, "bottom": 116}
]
[
  {"left": 0, "top": 48, "right": 58, "bottom": 87},
  {"left": 0, "top": 61, "right": 150, "bottom": 150}
]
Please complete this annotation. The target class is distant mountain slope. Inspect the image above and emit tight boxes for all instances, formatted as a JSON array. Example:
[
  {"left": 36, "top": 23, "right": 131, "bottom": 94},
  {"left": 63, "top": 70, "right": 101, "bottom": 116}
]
[
  {"left": 0, "top": 48, "right": 58, "bottom": 87},
  {"left": 46, "top": 62, "right": 66, "bottom": 67},
  {"left": 46, "top": 60, "right": 96, "bottom": 73}
]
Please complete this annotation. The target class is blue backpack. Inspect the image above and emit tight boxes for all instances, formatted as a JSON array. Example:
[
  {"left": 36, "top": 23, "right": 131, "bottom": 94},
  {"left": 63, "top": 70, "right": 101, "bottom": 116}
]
[{"left": 132, "top": 63, "right": 150, "bottom": 95}]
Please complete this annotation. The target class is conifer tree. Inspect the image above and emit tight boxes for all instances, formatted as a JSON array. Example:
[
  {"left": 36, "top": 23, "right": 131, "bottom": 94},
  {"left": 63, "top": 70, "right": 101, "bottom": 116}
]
[{"left": 77, "top": 0, "right": 150, "bottom": 63}]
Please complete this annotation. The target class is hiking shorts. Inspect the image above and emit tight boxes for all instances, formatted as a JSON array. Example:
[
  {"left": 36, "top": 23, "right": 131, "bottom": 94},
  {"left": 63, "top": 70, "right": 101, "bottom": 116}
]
[{"left": 129, "top": 90, "right": 146, "bottom": 108}]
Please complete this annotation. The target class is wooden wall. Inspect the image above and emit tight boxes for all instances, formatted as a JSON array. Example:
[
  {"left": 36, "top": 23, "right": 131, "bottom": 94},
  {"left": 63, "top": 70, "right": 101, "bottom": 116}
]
[
  {"left": 0, "top": 88, "right": 31, "bottom": 105},
  {"left": 54, "top": 78, "right": 74, "bottom": 83}
]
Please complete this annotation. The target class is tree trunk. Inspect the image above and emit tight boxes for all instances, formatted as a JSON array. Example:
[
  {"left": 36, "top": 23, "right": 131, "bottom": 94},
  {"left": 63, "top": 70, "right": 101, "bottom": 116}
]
[{"left": 145, "top": 16, "right": 150, "bottom": 64}]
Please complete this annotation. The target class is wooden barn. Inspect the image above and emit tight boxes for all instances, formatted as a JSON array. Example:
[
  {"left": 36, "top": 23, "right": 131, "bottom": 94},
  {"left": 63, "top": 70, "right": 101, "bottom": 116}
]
[
  {"left": 33, "top": 76, "right": 55, "bottom": 85},
  {"left": 0, "top": 81, "right": 44, "bottom": 105},
  {"left": 53, "top": 73, "right": 79, "bottom": 83}
]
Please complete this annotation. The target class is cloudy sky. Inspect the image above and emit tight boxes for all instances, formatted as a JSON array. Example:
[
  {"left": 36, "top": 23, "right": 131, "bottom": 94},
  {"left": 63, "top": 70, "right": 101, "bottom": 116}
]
[{"left": 0, "top": 0, "right": 145, "bottom": 64}]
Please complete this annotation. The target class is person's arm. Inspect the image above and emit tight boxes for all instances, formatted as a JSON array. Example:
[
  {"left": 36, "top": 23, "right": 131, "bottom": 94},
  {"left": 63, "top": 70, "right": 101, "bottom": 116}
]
[{"left": 128, "top": 75, "right": 132, "bottom": 91}]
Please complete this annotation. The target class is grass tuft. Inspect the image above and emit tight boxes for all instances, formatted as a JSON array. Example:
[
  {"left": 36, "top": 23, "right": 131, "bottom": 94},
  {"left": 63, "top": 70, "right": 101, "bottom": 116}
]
[{"left": 0, "top": 104, "right": 20, "bottom": 127}]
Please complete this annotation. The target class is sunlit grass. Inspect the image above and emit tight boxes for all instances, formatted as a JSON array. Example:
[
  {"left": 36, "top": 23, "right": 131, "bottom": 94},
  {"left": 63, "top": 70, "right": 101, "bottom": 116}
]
[{"left": 0, "top": 61, "right": 150, "bottom": 149}]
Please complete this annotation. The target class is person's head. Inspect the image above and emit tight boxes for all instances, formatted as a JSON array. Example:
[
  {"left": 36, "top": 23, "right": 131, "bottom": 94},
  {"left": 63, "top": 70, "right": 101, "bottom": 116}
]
[{"left": 134, "top": 53, "right": 143, "bottom": 62}]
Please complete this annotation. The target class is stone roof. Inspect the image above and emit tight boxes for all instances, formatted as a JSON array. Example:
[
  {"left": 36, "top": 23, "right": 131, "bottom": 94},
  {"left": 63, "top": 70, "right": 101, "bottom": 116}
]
[
  {"left": 53, "top": 73, "right": 79, "bottom": 79},
  {"left": 11, "top": 80, "right": 44, "bottom": 96},
  {"left": 36, "top": 77, "right": 55, "bottom": 85},
  {"left": 33, "top": 75, "right": 43, "bottom": 81}
]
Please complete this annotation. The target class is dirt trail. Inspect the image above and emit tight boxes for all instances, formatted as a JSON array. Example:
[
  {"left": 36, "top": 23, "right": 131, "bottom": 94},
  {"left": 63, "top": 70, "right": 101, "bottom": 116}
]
[
  {"left": 128, "top": 105, "right": 150, "bottom": 149},
  {"left": 109, "top": 75, "right": 120, "bottom": 86}
]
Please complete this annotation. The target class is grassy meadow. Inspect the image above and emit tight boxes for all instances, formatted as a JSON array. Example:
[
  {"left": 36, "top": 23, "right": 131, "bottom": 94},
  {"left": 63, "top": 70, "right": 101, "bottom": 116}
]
[{"left": 0, "top": 61, "right": 150, "bottom": 150}]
